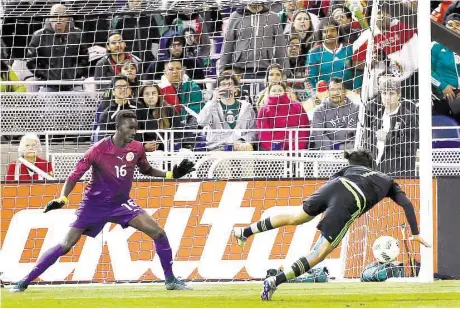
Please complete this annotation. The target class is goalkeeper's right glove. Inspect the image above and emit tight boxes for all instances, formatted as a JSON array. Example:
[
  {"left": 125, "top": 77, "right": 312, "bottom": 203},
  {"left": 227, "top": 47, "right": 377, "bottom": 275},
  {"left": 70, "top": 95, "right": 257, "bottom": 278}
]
[{"left": 44, "top": 196, "right": 69, "bottom": 213}]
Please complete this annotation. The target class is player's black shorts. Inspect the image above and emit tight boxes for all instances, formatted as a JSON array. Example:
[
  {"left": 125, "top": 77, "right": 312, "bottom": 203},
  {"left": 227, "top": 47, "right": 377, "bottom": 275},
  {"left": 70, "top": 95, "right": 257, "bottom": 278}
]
[{"left": 302, "top": 178, "right": 365, "bottom": 247}]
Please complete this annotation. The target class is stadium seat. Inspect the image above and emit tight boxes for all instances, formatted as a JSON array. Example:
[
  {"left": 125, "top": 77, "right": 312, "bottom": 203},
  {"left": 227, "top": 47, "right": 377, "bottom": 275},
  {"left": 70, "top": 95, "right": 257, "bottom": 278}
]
[{"left": 432, "top": 115, "right": 460, "bottom": 148}]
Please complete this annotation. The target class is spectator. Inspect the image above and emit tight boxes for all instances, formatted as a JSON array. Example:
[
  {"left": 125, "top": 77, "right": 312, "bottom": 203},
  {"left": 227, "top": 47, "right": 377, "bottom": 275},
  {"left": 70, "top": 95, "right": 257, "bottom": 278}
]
[
  {"left": 220, "top": 1, "right": 287, "bottom": 79},
  {"left": 329, "top": 4, "right": 362, "bottom": 45},
  {"left": 285, "top": 36, "right": 313, "bottom": 103},
  {"left": 183, "top": 28, "right": 200, "bottom": 58},
  {"left": 6, "top": 133, "right": 53, "bottom": 181},
  {"left": 158, "top": 60, "right": 204, "bottom": 125},
  {"left": 1, "top": 59, "right": 26, "bottom": 92},
  {"left": 144, "top": 36, "right": 205, "bottom": 81},
  {"left": 96, "top": 75, "right": 145, "bottom": 141},
  {"left": 367, "top": 79, "right": 418, "bottom": 177},
  {"left": 121, "top": 60, "right": 141, "bottom": 99},
  {"left": 310, "top": 78, "right": 359, "bottom": 150},
  {"left": 94, "top": 31, "right": 140, "bottom": 90},
  {"left": 161, "top": 9, "right": 211, "bottom": 60},
  {"left": 197, "top": 74, "right": 257, "bottom": 151},
  {"left": 432, "top": 13, "right": 460, "bottom": 120},
  {"left": 307, "top": 19, "right": 356, "bottom": 93},
  {"left": 221, "top": 66, "right": 253, "bottom": 105},
  {"left": 137, "top": 83, "right": 184, "bottom": 152},
  {"left": 279, "top": 0, "right": 320, "bottom": 31},
  {"left": 255, "top": 64, "right": 297, "bottom": 112},
  {"left": 284, "top": 9, "right": 316, "bottom": 56},
  {"left": 257, "top": 82, "right": 310, "bottom": 151},
  {"left": 26, "top": 4, "right": 88, "bottom": 92},
  {"left": 353, "top": 9, "right": 418, "bottom": 100},
  {"left": 111, "top": 0, "right": 162, "bottom": 74}
]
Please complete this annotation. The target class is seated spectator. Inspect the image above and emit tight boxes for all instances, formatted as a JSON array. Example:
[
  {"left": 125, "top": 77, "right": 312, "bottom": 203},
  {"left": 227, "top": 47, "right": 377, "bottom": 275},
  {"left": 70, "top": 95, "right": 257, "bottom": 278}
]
[
  {"left": 96, "top": 75, "right": 144, "bottom": 141},
  {"left": 279, "top": 0, "right": 320, "bottom": 31},
  {"left": 144, "top": 36, "right": 205, "bottom": 81},
  {"left": 221, "top": 66, "right": 253, "bottom": 105},
  {"left": 255, "top": 64, "right": 297, "bottom": 111},
  {"left": 353, "top": 9, "right": 418, "bottom": 100},
  {"left": 121, "top": 60, "right": 141, "bottom": 99},
  {"left": 137, "top": 83, "right": 184, "bottom": 152},
  {"left": 367, "top": 79, "right": 418, "bottom": 177},
  {"left": 257, "top": 82, "right": 310, "bottom": 151},
  {"left": 6, "top": 133, "right": 53, "bottom": 181},
  {"left": 432, "top": 13, "right": 460, "bottom": 121},
  {"left": 26, "top": 4, "right": 88, "bottom": 92},
  {"left": 307, "top": 19, "right": 357, "bottom": 92},
  {"left": 285, "top": 36, "right": 312, "bottom": 103},
  {"left": 94, "top": 31, "right": 140, "bottom": 90},
  {"left": 159, "top": 60, "right": 204, "bottom": 125},
  {"left": 197, "top": 74, "right": 257, "bottom": 151},
  {"left": 111, "top": 0, "right": 161, "bottom": 73},
  {"left": 1, "top": 59, "right": 26, "bottom": 92},
  {"left": 220, "top": 1, "right": 287, "bottom": 79},
  {"left": 161, "top": 10, "right": 211, "bottom": 60},
  {"left": 310, "top": 78, "right": 359, "bottom": 150},
  {"left": 183, "top": 27, "right": 200, "bottom": 58},
  {"left": 329, "top": 4, "right": 362, "bottom": 45},
  {"left": 284, "top": 9, "right": 315, "bottom": 56}
]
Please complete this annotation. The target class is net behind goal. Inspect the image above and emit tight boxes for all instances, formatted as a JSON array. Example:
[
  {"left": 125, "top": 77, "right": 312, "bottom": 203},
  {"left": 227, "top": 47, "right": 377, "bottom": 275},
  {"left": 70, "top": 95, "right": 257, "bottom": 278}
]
[{"left": 0, "top": 0, "right": 433, "bottom": 284}]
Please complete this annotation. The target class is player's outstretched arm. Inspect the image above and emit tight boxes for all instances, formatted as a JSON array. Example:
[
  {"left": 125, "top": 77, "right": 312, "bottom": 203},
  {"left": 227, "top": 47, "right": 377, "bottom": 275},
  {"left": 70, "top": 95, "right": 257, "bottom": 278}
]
[
  {"left": 44, "top": 180, "right": 77, "bottom": 213},
  {"left": 387, "top": 181, "right": 431, "bottom": 248},
  {"left": 140, "top": 159, "right": 195, "bottom": 179}
]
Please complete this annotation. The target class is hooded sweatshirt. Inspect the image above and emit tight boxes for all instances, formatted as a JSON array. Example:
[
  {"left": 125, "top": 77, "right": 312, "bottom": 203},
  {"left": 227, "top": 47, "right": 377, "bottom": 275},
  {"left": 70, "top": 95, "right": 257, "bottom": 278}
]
[
  {"left": 220, "top": 6, "right": 288, "bottom": 72},
  {"left": 197, "top": 98, "right": 257, "bottom": 149},
  {"left": 310, "top": 97, "right": 359, "bottom": 150},
  {"left": 257, "top": 93, "right": 310, "bottom": 151}
]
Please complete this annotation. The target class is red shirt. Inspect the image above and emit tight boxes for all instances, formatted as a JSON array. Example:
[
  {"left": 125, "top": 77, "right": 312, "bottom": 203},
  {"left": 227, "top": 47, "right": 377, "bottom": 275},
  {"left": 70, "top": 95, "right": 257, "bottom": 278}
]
[{"left": 6, "top": 157, "right": 53, "bottom": 181}]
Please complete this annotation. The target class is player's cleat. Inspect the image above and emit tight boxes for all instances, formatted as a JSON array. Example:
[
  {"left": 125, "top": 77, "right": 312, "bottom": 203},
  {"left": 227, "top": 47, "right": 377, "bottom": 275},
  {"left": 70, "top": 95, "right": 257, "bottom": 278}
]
[
  {"left": 10, "top": 280, "right": 28, "bottom": 293},
  {"left": 232, "top": 227, "right": 247, "bottom": 248},
  {"left": 261, "top": 276, "right": 277, "bottom": 301},
  {"left": 165, "top": 277, "right": 192, "bottom": 290}
]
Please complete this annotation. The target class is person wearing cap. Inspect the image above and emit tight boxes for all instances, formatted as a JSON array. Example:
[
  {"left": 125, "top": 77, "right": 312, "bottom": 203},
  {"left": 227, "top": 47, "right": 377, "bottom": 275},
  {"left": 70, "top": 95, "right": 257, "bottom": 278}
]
[
  {"left": 144, "top": 35, "right": 205, "bottom": 81},
  {"left": 431, "top": 13, "right": 460, "bottom": 120},
  {"left": 310, "top": 78, "right": 359, "bottom": 150},
  {"left": 366, "top": 77, "right": 419, "bottom": 177}
]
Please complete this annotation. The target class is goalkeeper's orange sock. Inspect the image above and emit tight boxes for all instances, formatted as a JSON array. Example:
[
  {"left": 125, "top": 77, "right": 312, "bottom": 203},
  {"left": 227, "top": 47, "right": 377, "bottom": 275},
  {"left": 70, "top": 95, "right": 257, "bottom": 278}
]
[{"left": 243, "top": 217, "right": 274, "bottom": 238}]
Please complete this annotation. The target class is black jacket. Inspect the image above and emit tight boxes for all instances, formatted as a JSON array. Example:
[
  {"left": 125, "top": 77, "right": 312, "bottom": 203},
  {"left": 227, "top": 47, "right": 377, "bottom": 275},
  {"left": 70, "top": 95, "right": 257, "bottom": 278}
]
[
  {"left": 365, "top": 99, "right": 419, "bottom": 177},
  {"left": 26, "top": 21, "right": 88, "bottom": 82},
  {"left": 97, "top": 99, "right": 145, "bottom": 141}
]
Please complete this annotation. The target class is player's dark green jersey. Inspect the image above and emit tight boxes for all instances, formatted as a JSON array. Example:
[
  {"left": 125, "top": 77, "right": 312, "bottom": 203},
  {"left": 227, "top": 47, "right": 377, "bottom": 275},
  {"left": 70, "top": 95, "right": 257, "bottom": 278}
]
[{"left": 329, "top": 164, "right": 419, "bottom": 235}]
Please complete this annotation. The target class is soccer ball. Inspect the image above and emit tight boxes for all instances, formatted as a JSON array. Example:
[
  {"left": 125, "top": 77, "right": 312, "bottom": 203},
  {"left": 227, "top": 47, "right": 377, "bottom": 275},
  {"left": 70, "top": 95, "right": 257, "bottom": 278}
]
[{"left": 372, "top": 236, "right": 400, "bottom": 263}]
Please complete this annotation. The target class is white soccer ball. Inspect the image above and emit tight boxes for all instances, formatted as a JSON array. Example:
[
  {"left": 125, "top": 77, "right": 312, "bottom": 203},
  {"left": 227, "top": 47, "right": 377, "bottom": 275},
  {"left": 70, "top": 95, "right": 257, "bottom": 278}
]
[{"left": 372, "top": 236, "right": 400, "bottom": 263}]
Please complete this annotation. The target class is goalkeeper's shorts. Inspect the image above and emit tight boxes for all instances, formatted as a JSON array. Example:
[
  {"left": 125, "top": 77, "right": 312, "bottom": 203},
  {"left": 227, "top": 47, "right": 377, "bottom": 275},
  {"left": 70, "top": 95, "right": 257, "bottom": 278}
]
[{"left": 302, "top": 178, "right": 363, "bottom": 247}]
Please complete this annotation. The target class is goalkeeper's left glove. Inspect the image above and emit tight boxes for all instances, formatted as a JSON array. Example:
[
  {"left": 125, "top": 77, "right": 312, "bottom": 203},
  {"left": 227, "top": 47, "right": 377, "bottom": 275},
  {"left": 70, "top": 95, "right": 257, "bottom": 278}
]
[
  {"left": 44, "top": 196, "right": 68, "bottom": 213},
  {"left": 167, "top": 159, "right": 196, "bottom": 179}
]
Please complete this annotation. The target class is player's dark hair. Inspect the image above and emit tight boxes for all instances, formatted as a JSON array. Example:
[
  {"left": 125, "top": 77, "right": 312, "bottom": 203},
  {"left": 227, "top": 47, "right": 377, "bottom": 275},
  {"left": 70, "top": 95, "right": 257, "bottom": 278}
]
[
  {"left": 344, "top": 149, "right": 373, "bottom": 168},
  {"left": 115, "top": 110, "right": 137, "bottom": 129}
]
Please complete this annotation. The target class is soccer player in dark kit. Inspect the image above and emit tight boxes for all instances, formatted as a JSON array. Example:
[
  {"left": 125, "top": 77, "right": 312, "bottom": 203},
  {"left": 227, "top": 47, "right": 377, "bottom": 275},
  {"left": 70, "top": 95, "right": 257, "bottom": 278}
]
[
  {"left": 12, "top": 110, "right": 196, "bottom": 292},
  {"left": 232, "top": 149, "right": 431, "bottom": 301}
]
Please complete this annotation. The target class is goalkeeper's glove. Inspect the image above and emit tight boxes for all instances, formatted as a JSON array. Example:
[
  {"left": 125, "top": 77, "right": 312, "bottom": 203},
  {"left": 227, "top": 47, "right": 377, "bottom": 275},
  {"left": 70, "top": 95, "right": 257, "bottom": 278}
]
[
  {"left": 44, "top": 196, "right": 69, "bottom": 213},
  {"left": 166, "top": 159, "right": 196, "bottom": 179}
]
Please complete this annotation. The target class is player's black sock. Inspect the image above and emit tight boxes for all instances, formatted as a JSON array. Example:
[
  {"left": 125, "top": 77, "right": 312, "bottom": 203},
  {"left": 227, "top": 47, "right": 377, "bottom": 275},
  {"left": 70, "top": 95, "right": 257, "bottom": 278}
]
[
  {"left": 243, "top": 218, "right": 274, "bottom": 238},
  {"left": 275, "top": 273, "right": 287, "bottom": 286},
  {"left": 291, "top": 257, "right": 311, "bottom": 276}
]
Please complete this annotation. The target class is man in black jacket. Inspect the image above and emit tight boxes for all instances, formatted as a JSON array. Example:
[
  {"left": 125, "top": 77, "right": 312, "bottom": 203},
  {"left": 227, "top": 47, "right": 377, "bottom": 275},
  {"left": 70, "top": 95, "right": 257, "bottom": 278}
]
[{"left": 26, "top": 4, "right": 88, "bottom": 92}]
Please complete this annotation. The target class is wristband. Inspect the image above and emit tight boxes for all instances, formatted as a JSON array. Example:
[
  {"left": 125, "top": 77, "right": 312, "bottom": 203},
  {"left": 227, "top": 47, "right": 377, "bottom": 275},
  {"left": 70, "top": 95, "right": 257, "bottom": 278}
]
[
  {"left": 58, "top": 196, "right": 69, "bottom": 205},
  {"left": 165, "top": 171, "right": 174, "bottom": 179}
]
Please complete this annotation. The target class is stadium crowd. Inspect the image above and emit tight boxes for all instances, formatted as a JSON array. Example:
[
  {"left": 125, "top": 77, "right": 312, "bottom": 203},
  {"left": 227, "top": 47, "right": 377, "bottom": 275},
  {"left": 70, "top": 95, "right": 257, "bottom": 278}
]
[{"left": 1, "top": 0, "right": 457, "bottom": 180}]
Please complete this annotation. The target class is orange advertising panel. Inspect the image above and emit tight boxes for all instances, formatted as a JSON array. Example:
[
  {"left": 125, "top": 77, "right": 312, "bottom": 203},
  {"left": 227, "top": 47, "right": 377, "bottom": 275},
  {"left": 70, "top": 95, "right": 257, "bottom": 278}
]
[{"left": 0, "top": 180, "right": 436, "bottom": 283}]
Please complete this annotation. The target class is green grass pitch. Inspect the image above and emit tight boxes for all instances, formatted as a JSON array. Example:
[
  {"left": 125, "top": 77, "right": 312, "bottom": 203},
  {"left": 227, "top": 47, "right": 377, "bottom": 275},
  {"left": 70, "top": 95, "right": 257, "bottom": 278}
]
[{"left": 2, "top": 281, "right": 460, "bottom": 308}]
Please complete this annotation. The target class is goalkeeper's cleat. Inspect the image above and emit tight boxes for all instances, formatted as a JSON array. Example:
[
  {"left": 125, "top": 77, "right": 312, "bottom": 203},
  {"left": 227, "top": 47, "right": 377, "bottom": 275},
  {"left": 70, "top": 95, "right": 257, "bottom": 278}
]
[
  {"left": 232, "top": 227, "right": 247, "bottom": 248},
  {"left": 261, "top": 276, "right": 277, "bottom": 301},
  {"left": 10, "top": 280, "right": 28, "bottom": 293},
  {"left": 165, "top": 277, "right": 192, "bottom": 290}
]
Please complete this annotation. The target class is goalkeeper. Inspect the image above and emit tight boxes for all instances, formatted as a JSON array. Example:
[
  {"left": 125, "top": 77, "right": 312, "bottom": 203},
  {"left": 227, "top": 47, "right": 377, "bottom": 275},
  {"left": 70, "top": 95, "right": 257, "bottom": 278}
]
[
  {"left": 233, "top": 149, "right": 431, "bottom": 301},
  {"left": 11, "top": 110, "right": 195, "bottom": 292}
]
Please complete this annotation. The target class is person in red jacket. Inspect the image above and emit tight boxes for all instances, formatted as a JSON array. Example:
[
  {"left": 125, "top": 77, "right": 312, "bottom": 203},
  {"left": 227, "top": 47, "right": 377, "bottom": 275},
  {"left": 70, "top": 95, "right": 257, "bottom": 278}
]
[
  {"left": 257, "top": 82, "right": 310, "bottom": 151},
  {"left": 6, "top": 133, "right": 53, "bottom": 181}
]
